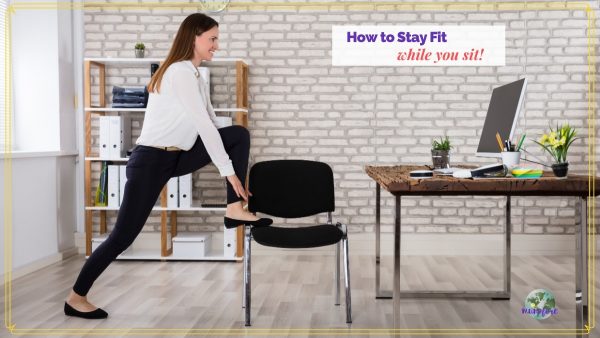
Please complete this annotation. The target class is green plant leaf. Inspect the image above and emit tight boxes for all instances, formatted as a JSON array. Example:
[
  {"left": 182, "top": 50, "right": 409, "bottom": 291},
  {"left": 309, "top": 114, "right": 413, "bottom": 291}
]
[{"left": 432, "top": 136, "right": 452, "bottom": 151}]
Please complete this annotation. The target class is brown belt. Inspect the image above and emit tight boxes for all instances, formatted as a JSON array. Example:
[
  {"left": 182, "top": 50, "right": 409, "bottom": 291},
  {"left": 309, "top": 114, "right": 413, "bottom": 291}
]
[{"left": 149, "top": 145, "right": 181, "bottom": 151}]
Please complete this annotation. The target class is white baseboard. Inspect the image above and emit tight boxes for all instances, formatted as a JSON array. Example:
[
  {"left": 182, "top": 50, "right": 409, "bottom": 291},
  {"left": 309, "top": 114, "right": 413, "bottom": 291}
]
[
  {"left": 60, "top": 247, "right": 80, "bottom": 260},
  {"left": 73, "top": 231, "right": 588, "bottom": 256},
  {"left": 0, "top": 253, "right": 63, "bottom": 285}
]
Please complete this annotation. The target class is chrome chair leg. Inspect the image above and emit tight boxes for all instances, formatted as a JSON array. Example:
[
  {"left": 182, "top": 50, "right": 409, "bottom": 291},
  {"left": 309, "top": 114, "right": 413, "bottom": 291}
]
[
  {"left": 242, "top": 229, "right": 247, "bottom": 309},
  {"left": 343, "top": 236, "right": 352, "bottom": 323},
  {"left": 335, "top": 241, "right": 341, "bottom": 305},
  {"left": 244, "top": 228, "right": 252, "bottom": 326}
]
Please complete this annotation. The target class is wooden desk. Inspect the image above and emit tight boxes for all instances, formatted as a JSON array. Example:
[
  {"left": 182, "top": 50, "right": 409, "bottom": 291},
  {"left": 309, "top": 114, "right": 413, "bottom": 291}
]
[{"left": 365, "top": 165, "right": 598, "bottom": 332}]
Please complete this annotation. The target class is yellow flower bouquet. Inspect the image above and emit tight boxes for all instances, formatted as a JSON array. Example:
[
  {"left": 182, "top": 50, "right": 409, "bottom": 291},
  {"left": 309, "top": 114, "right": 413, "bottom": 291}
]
[{"left": 533, "top": 123, "right": 578, "bottom": 164}]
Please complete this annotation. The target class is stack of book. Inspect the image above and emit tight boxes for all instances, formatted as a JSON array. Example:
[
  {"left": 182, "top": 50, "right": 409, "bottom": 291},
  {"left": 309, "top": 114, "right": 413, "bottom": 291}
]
[{"left": 111, "top": 86, "right": 148, "bottom": 108}]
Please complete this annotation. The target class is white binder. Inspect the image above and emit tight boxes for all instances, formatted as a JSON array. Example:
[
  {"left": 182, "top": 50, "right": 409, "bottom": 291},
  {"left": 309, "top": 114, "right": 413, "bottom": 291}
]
[
  {"left": 108, "top": 116, "right": 120, "bottom": 159},
  {"left": 107, "top": 164, "right": 120, "bottom": 208},
  {"left": 121, "top": 116, "right": 131, "bottom": 158},
  {"left": 109, "top": 116, "right": 132, "bottom": 159},
  {"left": 178, "top": 174, "right": 192, "bottom": 208},
  {"left": 223, "top": 228, "right": 237, "bottom": 258},
  {"left": 167, "top": 177, "right": 179, "bottom": 209},
  {"left": 119, "top": 165, "right": 127, "bottom": 206},
  {"left": 99, "top": 116, "right": 110, "bottom": 159}
]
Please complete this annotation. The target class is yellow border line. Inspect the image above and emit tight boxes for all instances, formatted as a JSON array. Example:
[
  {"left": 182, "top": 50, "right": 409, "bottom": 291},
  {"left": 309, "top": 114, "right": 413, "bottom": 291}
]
[
  {"left": 3, "top": 3, "right": 13, "bottom": 333},
  {"left": 586, "top": 3, "right": 597, "bottom": 332},
  {"left": 4, "top": 1, "right": 593, "bottom": 11},
  {"left": 6, "top": 332, "right": 594, "bottom": 334},
  {"left": 3, "top": 0, "right": 596, "bottom": 336}
]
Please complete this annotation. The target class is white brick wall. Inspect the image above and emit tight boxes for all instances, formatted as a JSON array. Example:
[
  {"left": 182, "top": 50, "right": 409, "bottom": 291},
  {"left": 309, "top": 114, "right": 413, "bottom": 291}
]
[{"left": 85, "top": 0, "right": 599, "bottom": 235}]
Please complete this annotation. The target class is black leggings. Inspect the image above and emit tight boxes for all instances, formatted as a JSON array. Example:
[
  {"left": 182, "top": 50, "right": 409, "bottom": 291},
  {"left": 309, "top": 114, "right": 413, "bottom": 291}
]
[{"left": 73, "top": 125, "right": 250, "bottom": 296}]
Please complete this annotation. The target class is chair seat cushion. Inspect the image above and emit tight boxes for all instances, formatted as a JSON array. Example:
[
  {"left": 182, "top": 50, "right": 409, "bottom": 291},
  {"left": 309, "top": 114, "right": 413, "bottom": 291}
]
[{"left": 251, "top": 224, "right": 344, "bottom": 249}]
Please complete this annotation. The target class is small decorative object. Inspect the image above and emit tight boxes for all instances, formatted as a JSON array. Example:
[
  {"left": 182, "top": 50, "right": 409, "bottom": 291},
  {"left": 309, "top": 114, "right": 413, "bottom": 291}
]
[
  {"left": 134, "top": 42, "right": 145, "bottom": 58},
  {"left": 431, "top": 136, "right": 452, "bottom": 169},
  {"left": 534, "top": 123, "right": 578, "bottom": 177},
  {"left": 150, "top": 63, "right": 159, "bottom": 76},
  {"left": 551, "top": 162, "right": 569, "bottom": 177},
  {"left": 202, "top": 0, "right": 231, "bottom": 13}
]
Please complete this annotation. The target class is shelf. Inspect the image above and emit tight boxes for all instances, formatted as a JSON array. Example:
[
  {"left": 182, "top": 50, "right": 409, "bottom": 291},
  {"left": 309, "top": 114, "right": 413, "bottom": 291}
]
[
  {"left": 85, "top": 57, "right": 163, "bottom": 63},
  {"left": 86, "top": 206, "right": 120, "bottom": 211},
  {"left": 85, "top": 157, "right": 129, "bottom": 162},
  {"left": 85, "top": 108, "right": 146, "bottom": 113},
  {"left": 84, "top": 57, "right": 246, "bottom": 66},
  {"left": 86, "top": 247, "right": 241, "bottom": 261},
  {"left": 154, "top": 206, "right": 227, "bottom": 211},
  {"left": 83, "top": 57, "right": 248, "bottom": 258},
  {"left": 85, "top": 107, "right": 248, "bottom": 113},
  {"left": 90, "top": 233, "right": 239, "bottom": 261},
  {"left": 85, "top": 205, "right": 226, "bottom": 212}
]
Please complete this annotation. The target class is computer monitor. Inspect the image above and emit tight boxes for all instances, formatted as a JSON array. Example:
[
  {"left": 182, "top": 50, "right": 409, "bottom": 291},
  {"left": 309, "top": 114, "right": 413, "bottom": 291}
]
[{"left": 476, "top": 78, "right": 527, "bottom": 157}]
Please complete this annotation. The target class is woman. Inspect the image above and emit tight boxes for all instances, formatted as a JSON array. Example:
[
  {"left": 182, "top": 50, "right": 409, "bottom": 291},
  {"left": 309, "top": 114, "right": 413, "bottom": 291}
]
[{"left": 64, "top": 13, "right": 272, "bottom": 319}]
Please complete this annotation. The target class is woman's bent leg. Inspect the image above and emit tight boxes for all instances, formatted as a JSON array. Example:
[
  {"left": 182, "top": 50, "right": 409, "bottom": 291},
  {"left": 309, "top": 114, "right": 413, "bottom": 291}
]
[{"left": 172, "top": 125, "right": 250, "bottom": 204}]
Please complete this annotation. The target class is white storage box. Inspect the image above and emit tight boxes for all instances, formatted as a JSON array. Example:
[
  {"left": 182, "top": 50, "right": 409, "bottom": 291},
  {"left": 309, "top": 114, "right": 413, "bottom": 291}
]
[
  {"left": 172, "top": 233, "right": 209, "bottom": 259},
  {"left": 91, "top": 234, "right": 132, "bottom": 255}
]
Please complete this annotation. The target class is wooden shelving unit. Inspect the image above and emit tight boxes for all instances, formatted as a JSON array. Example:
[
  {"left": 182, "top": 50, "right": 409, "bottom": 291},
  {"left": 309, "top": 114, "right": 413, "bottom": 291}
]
[{"left": 83, "top": 57, "right": 249, "bottom": 261}]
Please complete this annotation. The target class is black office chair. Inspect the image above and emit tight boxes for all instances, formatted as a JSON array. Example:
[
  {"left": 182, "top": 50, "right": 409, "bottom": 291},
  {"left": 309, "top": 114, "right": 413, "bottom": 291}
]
[{"left": 243, "top": 160, "right": 352, "bottom": 326}]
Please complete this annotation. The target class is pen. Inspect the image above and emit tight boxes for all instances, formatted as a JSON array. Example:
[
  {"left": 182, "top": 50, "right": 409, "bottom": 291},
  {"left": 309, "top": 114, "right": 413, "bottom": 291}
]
[
  {"left": 496, "top": 132, "right": 505, "bottom": 152},
  {"left": 516, "top": 134, "right": 526, "bottom": 151}
]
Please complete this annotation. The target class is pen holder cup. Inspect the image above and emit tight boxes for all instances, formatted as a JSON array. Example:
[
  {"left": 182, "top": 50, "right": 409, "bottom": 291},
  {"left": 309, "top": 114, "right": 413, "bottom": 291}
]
[
  {"left": 431, "top": 150, "right": 450, "bottom": 169},
  {"left": 501, "top": 151, "right": 521, "bottom": 169}
]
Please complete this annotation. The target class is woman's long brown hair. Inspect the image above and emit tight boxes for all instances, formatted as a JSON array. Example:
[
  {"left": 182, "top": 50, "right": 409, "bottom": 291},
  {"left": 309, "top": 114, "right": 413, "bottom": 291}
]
[{"left": 147, "top": 13, "right": 218, "bottom": 93}]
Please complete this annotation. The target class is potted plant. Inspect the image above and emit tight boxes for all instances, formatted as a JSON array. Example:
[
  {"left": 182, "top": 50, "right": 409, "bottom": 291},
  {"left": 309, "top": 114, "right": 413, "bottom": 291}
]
[
  {"left": 431, "top": 136, "right": 452, "bottom": 169},
  {"left": 533, "top": 123, "right": 578, "bottom": 177},
  {"left": 134, "top": 42, "right": 145, "bottom": 58}
]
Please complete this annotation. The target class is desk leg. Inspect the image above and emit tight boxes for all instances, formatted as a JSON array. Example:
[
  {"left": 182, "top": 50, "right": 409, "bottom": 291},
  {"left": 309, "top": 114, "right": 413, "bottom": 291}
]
[
  {"left": 393, "top": 195, "right": 401, "bottom": 328},
  {"left": 494, "top": 195, "right": 511, "bottom": 300},
  {"left": 576, "top": 197, "right": 588, "bottom": 335},
  {"left": 376, "top": 183, "right": 392, "bottom": 298}
]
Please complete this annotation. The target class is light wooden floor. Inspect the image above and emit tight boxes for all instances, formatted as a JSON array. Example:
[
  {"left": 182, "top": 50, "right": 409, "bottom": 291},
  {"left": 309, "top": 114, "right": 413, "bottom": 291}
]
[{"left": 3, "top": 251, "right": 599, "bottom": 338}]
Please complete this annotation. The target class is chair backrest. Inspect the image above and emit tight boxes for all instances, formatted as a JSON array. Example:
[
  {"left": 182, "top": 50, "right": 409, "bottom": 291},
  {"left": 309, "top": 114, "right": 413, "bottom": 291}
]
[{"left": 248, "top": 160, "right": 335, "bottom": 218}]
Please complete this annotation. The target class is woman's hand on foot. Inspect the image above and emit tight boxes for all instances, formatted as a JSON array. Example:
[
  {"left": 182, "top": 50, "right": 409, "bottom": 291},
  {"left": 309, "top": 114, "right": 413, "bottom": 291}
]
[{"left": 226, "top": 175, "right": 251, "bottom": 201}]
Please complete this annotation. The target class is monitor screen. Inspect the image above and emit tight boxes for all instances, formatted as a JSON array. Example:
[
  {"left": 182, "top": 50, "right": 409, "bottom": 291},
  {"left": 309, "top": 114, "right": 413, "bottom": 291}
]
[{"left": 476, "top": 78, "right": 527, "bottom": 157}]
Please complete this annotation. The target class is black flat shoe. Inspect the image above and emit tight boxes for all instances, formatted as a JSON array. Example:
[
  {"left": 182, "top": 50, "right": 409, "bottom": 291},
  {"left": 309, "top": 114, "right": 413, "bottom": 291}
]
[
  {"left": 64, "top": 302, "right": 108, "bottom": 319},
  {"left": 224, "top": 216, "right": 273, "bottom": 229}
]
